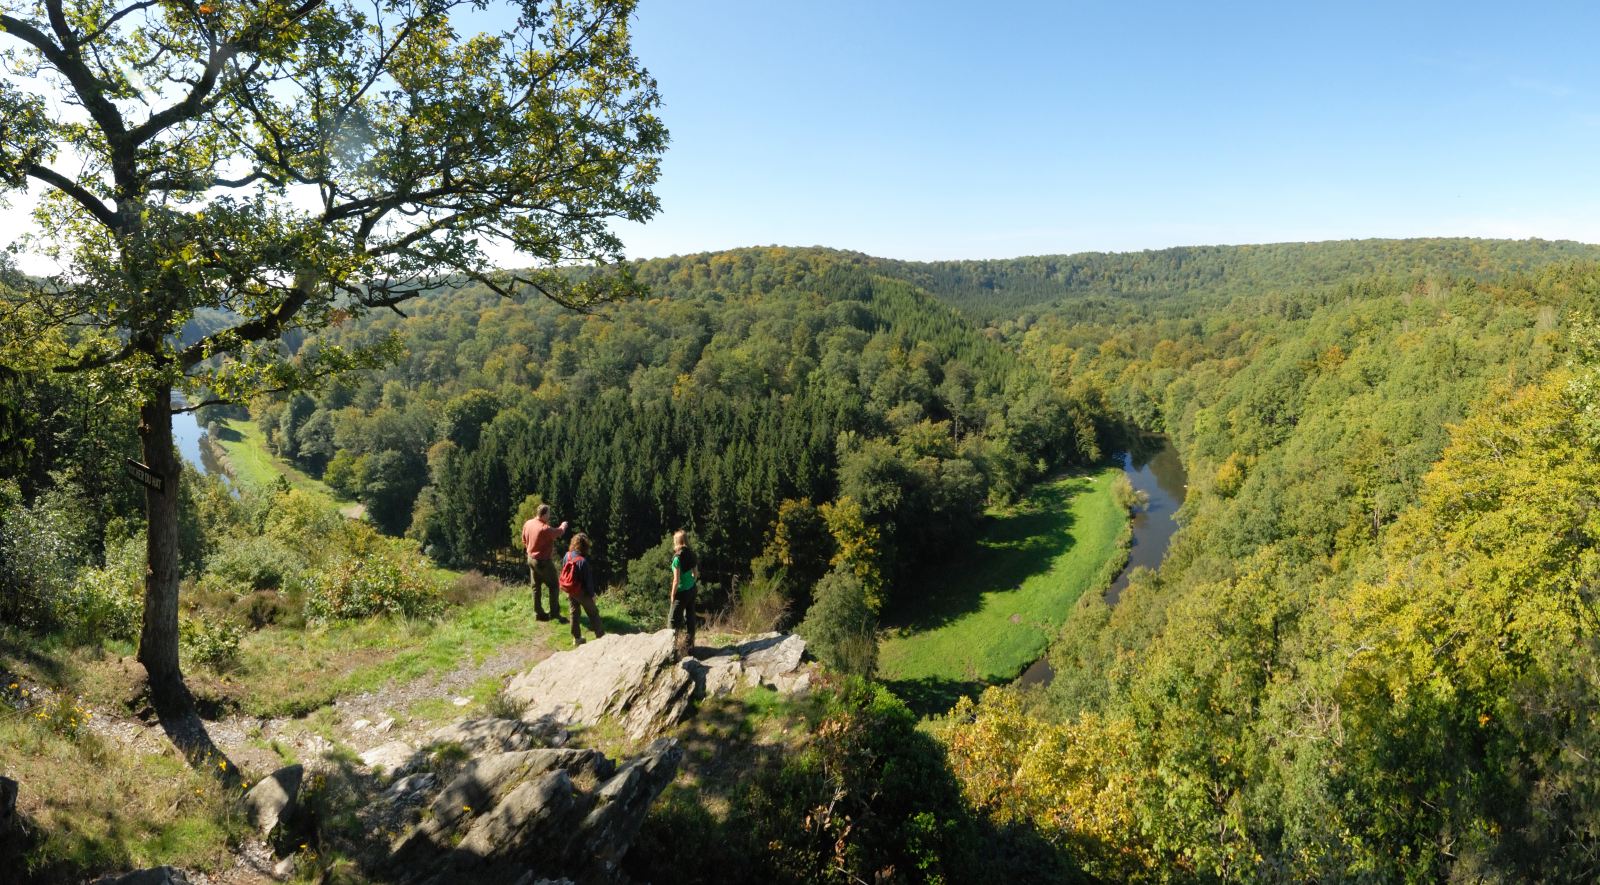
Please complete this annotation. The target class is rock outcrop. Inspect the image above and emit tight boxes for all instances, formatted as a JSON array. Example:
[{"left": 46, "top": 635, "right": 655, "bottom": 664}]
[
  {"left": 386, "top": 739, "right": 683, "bottom": 884},
  {"left": 226, "top": 630, "right": 809, "bottom": 884},
  {"left": 240, "top": 764, "right": 302, "bottom": 839},
  {"left": 505, "top": 630, "right": 696, "bottom": 741},
  {"left": 683, "top": 632, "right": 812, "bottom": 699},
  {"left": 503, "top": 630, "right": 813, "bottom": 741}
]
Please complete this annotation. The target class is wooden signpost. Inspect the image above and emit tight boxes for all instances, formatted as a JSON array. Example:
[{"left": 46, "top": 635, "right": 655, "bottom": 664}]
[{"left": 123, "top": 458, "right": 164, "bottom": 494}]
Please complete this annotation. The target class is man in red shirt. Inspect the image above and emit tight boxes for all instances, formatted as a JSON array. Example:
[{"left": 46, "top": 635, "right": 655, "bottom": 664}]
[{"left": 521, "top": 504, "right": 569, "bottom": 621}]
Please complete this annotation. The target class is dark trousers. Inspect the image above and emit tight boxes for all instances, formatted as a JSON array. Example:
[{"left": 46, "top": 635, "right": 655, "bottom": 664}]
[
  {"left": 569, "top": 590, "right": 603, "bottom": 639},
  {"left": 670, "top": 588, "right": 697, "bottom": 647},
  {"left": 529, "top": 557, "right": 562, "bottom": 618}
]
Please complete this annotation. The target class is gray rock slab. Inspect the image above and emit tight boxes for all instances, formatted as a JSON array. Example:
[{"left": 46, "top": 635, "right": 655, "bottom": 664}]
[
  {"left": 241, "top": 764, "right": 302, "bottom": 837},
  {"left": 360, "top": 740, "right": 419, "bottom": 775},
  {"left": 506, "top": 630, "right": 696, "bottom": 740},
  {"left": 426, "top": 717, "right": 540, "bottom": 756}
]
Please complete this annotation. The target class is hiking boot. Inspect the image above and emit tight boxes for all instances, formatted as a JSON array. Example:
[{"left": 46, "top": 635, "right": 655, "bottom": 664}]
[
  {"left": 535, "top": 610, "right": 550, "bottom": 622},
  {"left": 572, "top": 635, "right": 586, "bottom": 647}
]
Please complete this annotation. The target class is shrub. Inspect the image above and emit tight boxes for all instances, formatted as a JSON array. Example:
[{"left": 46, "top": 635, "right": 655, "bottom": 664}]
[
  {"left": 57, "top": 532, "right": 144, "bottom": 646},
  {"left": 201, "top": 535, "right": 308, "bottom": 595},
  {"left": 303, "top": 538, "right": 444, "bottom": 622},
  {"left": 259, "top": 489, "right": 343, "bottom": 548},
  {"left": 445, "top": 570, "right": 503, "bottom": 606},
  {"left": 1110, "top": 472, "right": 1148, "bottom": 512},
  {"left": 0, "top": 479, "right": 97, "bottom": 633},
  {"left": 180, "top": 615, "right": 244, "bottom": 671},
  {"left": 732, "top": 567, "right": 790, "bottom": 633},
  {"left": 617, "top": 536, "right": 675, "bottom": 624},
  {"left": 230, "top": 589, "right": 297, "bottom": 630},
  {"left": 742, "top": 680, "right": 980, "bottom": 883},
  {"left": 797, "top": 567, "right": 878, "bottom": 677}
]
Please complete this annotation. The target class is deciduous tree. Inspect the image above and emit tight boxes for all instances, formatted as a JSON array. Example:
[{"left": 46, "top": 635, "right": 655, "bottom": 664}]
[{"left": 0, "top": 0, "right": 664, "bottom": 714}]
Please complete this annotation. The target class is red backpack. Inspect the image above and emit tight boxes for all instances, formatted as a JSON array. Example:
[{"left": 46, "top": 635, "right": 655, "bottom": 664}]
[{"left": 558, "top": 552, "right": 584, "bottom": 595}]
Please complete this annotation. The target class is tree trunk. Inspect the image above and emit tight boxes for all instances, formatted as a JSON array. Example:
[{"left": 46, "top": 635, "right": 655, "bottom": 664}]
[{"left": 138, "top": 384, "right": 189, "bottom": 712}]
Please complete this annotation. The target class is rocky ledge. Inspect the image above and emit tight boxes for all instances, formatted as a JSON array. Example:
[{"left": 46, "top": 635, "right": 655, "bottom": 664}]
[{"left": 212, "top": 630, "right": 813, "bottom": 885}]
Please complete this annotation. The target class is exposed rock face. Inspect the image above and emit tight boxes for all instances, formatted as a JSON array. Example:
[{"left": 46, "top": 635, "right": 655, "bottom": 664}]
[
  {"left": 387, "top": 739, "right": 683, "bottom": 885},
  {"left": 504, "top": 630, "right": 813, "bottom": 741},
  {"left": 693, "top": 632, "right": 810, "bottom": 696},
  {"left": 360, "top": 740, "right": 420, "bottom": 775},
  {"left": 241, "top": 764, "right": 303, "bottom": 838},
  {"left": 0, "top": 775, "right": 16, "bottom": 830},
  {"left": 427, "top": 717, "right": 544, "bottom": 756},
  {"left": 505, "top": 631, "right": 696, "bottom": 741}
]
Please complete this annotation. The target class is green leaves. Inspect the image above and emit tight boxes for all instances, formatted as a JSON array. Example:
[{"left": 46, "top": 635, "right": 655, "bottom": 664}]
[{"left": 1, "top": 0, "right": 664, "bottom": 401}]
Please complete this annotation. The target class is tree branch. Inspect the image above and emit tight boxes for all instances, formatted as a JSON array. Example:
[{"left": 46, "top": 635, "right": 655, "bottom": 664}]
[
  {"left": 24, "top": 163, "right": 119, "bottom": 229},
  {"left": 53, "top": 340, "right": 135, "bottom": 374},
  {"left": 78, "top": 0, "right": 161, "bottom": 47},
  {"left": 177, "top": 287, "right": 311, "bottom": 369},
  {"left": 126, "top": 0, "right": 324, "bottom": 148},
  {"left": 0, "top": 11, "right": 129, "bottom": 144}
]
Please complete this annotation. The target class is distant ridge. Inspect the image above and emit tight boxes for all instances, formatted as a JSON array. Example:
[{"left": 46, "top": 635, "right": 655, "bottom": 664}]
[{"left": 617, "top": 238, "right": 1600, "bottom": 320}]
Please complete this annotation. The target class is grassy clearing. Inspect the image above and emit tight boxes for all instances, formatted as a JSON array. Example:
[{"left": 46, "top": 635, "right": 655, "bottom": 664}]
[
  {"left": 0, "top": 706, "right": 248, "bottom": 882},
  {"left": 228, "top": 587, "right": 639, "bottom": 719},
  {"left": 207, "top": 418, "right": 360, "bottom": 516},
  {"left": 877, "top": 468, "right": 1127, "bottom": 710}
]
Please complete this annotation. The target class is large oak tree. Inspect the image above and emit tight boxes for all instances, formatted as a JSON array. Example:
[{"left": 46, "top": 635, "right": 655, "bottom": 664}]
[{"left": 0, "top": 0, "right": 664, "bottom": 712}]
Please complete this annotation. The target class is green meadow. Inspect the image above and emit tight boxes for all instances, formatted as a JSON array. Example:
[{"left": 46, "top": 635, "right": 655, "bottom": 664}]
[{"left": 878, "top": 468, "right": 1128, "bottom": 713}]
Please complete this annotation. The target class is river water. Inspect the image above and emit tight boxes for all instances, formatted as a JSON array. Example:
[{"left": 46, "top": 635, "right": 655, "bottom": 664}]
[
  {"left": 1016, "top": 437, "right": 1188, "bottom": 687},
  {"left": 171, "top": 407, "right": 231, "bottom": 483}
]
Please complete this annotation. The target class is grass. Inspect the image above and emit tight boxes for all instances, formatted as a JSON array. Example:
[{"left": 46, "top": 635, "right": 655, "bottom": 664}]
[
  {"left": 229, "top": 587, "right": 639, "bottom": 719},
  {"left": 1, "top": 710, "right": 248, "bottom": 882},
  {"left": 877, "top": 468, "right": 1128, "bottom": 712},
  {"left": 207, "top": 418, "right": 361, "bottom": 516}
]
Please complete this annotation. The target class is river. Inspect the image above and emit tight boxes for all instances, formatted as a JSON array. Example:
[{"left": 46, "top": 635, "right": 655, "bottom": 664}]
[
  {"left": 1016, "top": 436, "right": 1188, "bottom": 687},
  {"left": 171, "top": 406, "right": 231, "bottom": 484}
]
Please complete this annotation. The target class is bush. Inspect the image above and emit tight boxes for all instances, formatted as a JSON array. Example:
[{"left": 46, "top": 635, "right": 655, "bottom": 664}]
[
  {"left": 230, "top": 589, "right": 299, "bottom": 630},
  {"left": 258, "top": 489, "right": 343, "bottom": 548},
  {"left": 797, "top": 567, "right": 878, "bottom": 677},
  {"left": 741, "top": 680, "right": 980, "bottom": 883},
  {"left": 303, "top": 538, "right": 444, "bottom": 622},
  {"left": 445, "top": 570, "right": 503, "bottom": 606},
  {"left": 616, "top": 536, "right": 675, "bottom": 624},
  {"left": 0, "top": 479, "right": 97, "bottom": 633},
  {"left": 1110, "top": 472, "right": 1147, "bottom": 513},
  {"left": 180, "top": 615, "right": 244, "bottom": 671},
  {"left": 201, "top": 535, "right": 308, "bottom": 595},
  {"left": 732, "top": 567, "right": 791, "bottom": 633},
  {"left": 57, "top": 532, "right": 144, "bottom": 646}
]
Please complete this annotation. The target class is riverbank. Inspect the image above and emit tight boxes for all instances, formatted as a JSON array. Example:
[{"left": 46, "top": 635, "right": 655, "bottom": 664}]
[
  {"left": 206, "top": 418, "right": 365, "bottom": 519},
  {"left": 877, "top": 468, "right": 1128, "bottom": 715}
]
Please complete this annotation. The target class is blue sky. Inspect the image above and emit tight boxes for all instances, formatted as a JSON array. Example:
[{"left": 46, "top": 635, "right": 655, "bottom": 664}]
[{"left": 609, "top": 0, "right": 1600, "bottom": 261}]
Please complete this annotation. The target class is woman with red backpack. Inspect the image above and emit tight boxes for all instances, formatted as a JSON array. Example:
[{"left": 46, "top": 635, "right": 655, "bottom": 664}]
[{"left": 558, "top": 533, "right": 605, "bottom": 646}]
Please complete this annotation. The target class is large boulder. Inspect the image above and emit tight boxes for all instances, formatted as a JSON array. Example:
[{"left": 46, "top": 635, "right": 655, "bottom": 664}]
[
  {"left": 426, "top": 717, "right": 544, "bottom": 757},
  {"left": 505, "top": 631, "right": 695, "bottom": 741},
  {"left": 688, "top": 632, "right": 811, "bottom": 698},
  {"left": 241, "top": 764, "right": 302, "bottom": 839},
  {"left": 388, "top": 739, "right": 683, "bottom": 884}
]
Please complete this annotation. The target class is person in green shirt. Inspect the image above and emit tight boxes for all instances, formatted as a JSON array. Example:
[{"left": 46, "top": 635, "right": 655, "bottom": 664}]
[{"left": 668, "top": 529, "right": 699, "bottom": 658}]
